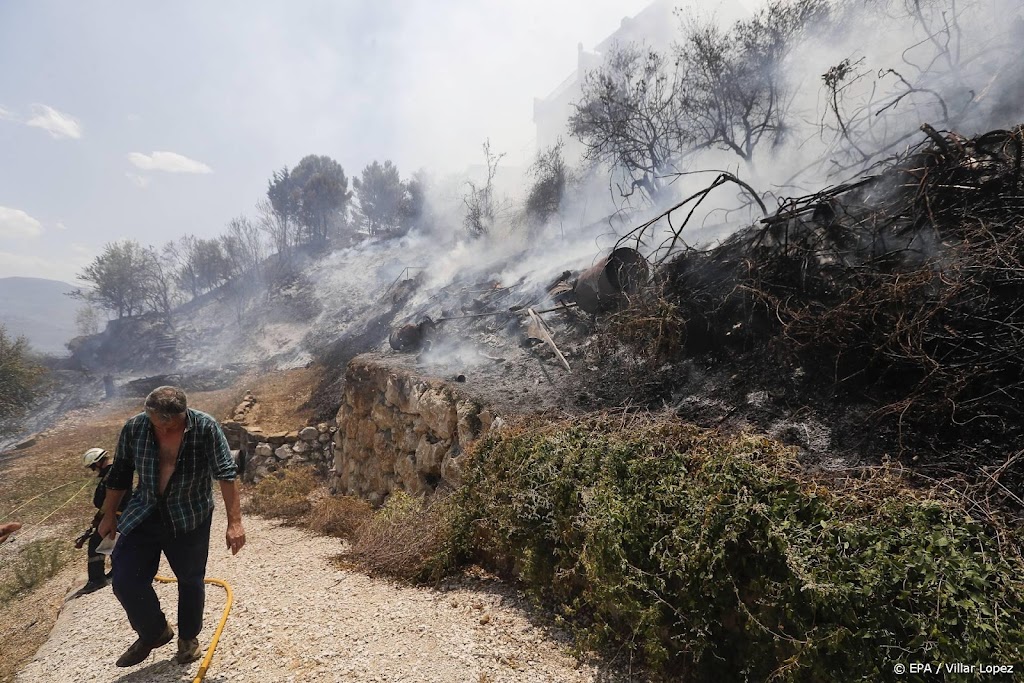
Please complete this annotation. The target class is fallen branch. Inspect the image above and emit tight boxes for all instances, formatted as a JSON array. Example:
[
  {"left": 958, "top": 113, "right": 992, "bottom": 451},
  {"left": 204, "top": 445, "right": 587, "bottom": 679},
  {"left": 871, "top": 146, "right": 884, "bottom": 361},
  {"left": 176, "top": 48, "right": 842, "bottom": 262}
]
[{"left": 527, "top": 308, "right": 572, "bottom": 372}]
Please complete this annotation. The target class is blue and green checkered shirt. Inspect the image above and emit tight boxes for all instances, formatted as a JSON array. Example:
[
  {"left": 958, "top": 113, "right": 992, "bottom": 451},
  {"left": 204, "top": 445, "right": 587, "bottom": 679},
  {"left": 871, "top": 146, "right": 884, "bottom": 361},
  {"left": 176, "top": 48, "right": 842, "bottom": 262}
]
[{"left": 106, "top": 408, "right": 237, "bottom": 537}]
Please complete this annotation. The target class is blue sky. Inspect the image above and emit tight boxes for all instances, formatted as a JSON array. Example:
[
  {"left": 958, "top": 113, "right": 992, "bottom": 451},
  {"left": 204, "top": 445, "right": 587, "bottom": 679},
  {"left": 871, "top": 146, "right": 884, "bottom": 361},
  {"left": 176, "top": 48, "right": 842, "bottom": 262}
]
[{"left": 5, "top": 0, "right": 732, "bottom": 282}]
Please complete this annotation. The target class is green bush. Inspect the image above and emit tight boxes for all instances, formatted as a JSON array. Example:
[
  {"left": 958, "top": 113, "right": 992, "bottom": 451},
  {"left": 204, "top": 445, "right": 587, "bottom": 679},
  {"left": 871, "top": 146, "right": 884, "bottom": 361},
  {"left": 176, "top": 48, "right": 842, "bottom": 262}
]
[
  {"left": 460, "top": 418, "right": 1024, "bottom": 681},
  {"left": 0, "top": 325, "right": 46, "bottom": 427}
]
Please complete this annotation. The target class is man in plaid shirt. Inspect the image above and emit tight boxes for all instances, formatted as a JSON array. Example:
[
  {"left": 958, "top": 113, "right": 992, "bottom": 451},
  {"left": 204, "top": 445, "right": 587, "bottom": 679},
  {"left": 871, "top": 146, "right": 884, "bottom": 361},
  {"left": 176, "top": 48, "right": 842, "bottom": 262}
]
[{"left": 98, "top": 386, "right": 246, "bottom": 667}]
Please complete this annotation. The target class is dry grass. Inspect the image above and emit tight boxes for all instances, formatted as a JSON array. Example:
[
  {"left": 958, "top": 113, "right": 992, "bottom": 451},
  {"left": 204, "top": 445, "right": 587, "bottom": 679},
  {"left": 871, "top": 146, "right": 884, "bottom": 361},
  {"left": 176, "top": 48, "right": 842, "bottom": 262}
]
[
  {"left": 346, "top": 491, "right": 462, "bottom": 582},
  {"left": 307, "top": 495, "right": 372, "bottom": 540},
  {"left": 234, "top": 366, "right": 319, "bottom": 432},
  {"left": 243, "top": 467, "right": 318, "bottom": 520},
  {"left": 0, "top": 539, "right": 69, "bottom": 602}
]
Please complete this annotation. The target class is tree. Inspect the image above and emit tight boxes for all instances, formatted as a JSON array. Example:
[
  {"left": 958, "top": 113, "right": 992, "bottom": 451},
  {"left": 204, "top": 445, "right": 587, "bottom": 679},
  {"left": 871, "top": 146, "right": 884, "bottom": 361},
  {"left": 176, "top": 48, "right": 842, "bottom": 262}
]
[
  {"left": 77, "top": 240, "right": 151, "bottom": 318},
  {"left": 570, "top": 44, "right": 683, "bottom": 202},
  {"left": 267, "top": 166, "right": 299, "bottom": 230},
  {"left": 525, "top": 141, "right": 572, "bottom": 228},
  {"left": 256, "top": 198, "right": 297, "bottom": 260},
  {"left": 401, "top": 172, "right": 426, "bottom": 231},
  {"left": 290, "top": 155, "right": 353, "bottom": 244},
  {"left": 220, "top": 216, "right": 266, "bottom": 323},
  {"left": 75, "top": 304, "right": 102, "bottom": 336},
  {"left": 167, "top": 235, "right": 228, "bottom": 299},
  {"left": 192, "top": 238, "right": 230, "bottom": 293},
  {"left": 355, "top": 160, "right": 406, "bottom": 236},
  {"left": 674, "top": 0, "right": 828, "bottom": 165},
  {"left": 142, "top": 244, "right": 181, "bottom": 327},
  {"left": 0, "top": 325, "right": 45, "bottom": 425},
  {"left": 220, "top": 216, "right": 265, "bottom": 279},
  {"left": 463, "top": 140, "right": 505, "bottom": 237}
]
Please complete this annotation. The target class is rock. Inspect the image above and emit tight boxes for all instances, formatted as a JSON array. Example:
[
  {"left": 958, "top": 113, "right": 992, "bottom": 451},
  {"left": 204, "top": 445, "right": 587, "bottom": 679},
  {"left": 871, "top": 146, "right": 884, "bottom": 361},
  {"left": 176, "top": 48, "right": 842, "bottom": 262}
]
[
  {"left": 398, "top": 427, "right": 418, "bottom": 453},
  {"left": 275, "top": 445, "right": 293, "bottom": 460},
  {"left": 394, "top": 455, "right": 418, "bottom": 491},
  {"left": 371, "top": 402, "right": 397, "bottom": 431},
  {"left": 299, "top": 427, "right": 319, "bottom": 441},
  {"left": 417, "top": 389, "right": 457, "bottom": 440},
  {"left": 267, "top": 431, "right": 290, "bottom": 447},
  {"left": 318, "top": 433, "right": 331, "bottom": 444},
  {"left": 317, "top": 423, "right": 330, "bottom": 433},
  {"left": 441, "top": 445, "right": 465, "bottom": 486},
  {"left": 255, "top": 443, "right": 274, "bottom": 457},
  {"left": 293, "top": 440, "right": 311, "bottom": 454},
  {"left": 414, "top": 436, "right": 448, "bottom": 476},
  {"left": 456, "top": 401, "right": 483, "bottom": 446}
]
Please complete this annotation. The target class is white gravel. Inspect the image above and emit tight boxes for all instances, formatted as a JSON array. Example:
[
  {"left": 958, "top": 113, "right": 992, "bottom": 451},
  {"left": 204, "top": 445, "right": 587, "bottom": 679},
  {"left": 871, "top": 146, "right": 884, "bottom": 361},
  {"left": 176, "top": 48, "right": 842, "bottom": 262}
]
[{"left": 17, "top": 504, "right": 637, "bottom": 683}]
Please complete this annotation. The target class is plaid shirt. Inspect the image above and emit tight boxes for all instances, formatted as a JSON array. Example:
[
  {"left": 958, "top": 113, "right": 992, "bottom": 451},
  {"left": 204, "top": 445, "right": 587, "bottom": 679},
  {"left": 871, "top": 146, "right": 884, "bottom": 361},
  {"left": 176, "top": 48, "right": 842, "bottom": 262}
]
[{"left": 106, "top": 408, "right": 236, "bottom": 537}]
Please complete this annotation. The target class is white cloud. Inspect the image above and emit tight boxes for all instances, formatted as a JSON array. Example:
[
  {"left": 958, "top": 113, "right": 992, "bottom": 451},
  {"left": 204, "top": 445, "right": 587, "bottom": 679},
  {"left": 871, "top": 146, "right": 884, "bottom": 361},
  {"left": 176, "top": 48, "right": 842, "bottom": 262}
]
[
  {"left": 55, "top": 221, "right": 68, "bottom": 231},
  {"left": 25, "top": 104, "right": 82, "bottom": 139},
  {"left": 0, "top": 247, "right": 91, "bottom": 281},
  {"left": 125, "top": 172, "right": 152, "bottom": 188},
  {"left": 127, "top": 151, "right": 213, "bottom": 174},
  {"left": 0, "top": 106, "right": 12, "bottom": 120},
  {"left": 0, "top": 206, "right": 43, "bottom": 238}
]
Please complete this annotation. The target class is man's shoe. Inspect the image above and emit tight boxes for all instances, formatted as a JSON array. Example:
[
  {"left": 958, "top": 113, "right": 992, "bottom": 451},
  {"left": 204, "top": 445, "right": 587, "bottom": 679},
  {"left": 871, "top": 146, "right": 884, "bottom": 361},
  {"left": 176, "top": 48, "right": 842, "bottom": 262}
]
[
  {"left": 175, "top": 637, "right": 202, "bottom": 665},
  {"left": 115, "top": 623, "right": 174, "bottom": 667}
]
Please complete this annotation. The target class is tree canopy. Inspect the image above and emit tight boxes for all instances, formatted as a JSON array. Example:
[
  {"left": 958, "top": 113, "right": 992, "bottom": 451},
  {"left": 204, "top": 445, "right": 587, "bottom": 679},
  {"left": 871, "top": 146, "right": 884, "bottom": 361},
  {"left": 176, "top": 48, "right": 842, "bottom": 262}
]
[
  {"left": 77, "top": 240, "right": 152, "bottom": 319},
  {"left": 0, "top": 325, "right": 45, "bottom": 426},
  {"left": 290, "top": 154, "right": 353, "bottom": 243}
]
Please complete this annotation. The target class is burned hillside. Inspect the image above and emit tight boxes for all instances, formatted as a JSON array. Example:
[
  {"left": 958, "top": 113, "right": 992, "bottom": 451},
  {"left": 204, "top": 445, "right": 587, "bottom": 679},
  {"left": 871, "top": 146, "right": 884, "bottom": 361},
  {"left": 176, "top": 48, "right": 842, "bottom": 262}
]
[
  {"left": 336, "top": 126, "right": 1024, "bottom": 504},
  {"left": 589, "top": 125, "right": 1024, "bottom": 480}
]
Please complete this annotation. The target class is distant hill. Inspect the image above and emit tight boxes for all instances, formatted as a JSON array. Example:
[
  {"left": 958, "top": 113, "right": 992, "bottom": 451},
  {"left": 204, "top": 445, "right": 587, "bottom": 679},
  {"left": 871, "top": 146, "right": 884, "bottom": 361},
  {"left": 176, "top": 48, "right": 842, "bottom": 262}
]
[{"left": 0, "top": 277, "right": 85, "bottom": 355}]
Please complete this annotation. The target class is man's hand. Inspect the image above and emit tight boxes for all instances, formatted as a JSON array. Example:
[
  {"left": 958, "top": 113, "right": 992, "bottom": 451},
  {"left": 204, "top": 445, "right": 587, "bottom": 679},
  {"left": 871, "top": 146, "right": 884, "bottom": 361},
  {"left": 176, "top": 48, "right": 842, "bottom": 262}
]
[
  {"left": 226, "top": 522, "right": 246, "bottom": 555},
  {"left": 97, "top": 513, "right": 116, "bottom": 539}
]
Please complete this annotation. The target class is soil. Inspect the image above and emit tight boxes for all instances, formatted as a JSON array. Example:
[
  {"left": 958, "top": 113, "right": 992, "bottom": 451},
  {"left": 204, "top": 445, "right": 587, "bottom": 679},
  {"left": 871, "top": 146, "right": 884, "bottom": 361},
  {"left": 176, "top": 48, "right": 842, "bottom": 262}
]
[{"left": 16, "top": 505, "right": 635, "bottom": 683}]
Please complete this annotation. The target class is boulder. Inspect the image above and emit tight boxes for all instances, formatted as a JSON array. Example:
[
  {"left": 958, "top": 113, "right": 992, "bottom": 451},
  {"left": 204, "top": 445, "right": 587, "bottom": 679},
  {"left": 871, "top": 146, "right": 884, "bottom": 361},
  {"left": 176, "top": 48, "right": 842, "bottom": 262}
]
[
  {"left": 298, "top": 426, "right": 319, "bottom": 441},
  {"left": 415, "top": 436, "right": 448, "bottom": 476},
  {"left": 418, "top": 389, "right": 457, "bottom": 439}
]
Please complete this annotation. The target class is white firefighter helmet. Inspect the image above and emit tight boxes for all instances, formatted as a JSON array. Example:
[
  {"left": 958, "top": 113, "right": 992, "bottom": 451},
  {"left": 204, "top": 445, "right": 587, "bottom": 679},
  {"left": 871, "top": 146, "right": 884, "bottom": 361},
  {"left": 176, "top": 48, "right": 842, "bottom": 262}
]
[{"left": 82, "top": 447, "right": 108, "bottom": 468}]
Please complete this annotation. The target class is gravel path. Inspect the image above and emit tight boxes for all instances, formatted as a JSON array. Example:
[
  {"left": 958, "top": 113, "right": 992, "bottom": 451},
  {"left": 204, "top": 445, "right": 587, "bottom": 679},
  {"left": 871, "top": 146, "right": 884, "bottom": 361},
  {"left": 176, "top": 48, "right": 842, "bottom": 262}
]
[{"left": 17, "top": 504, "right": 634, "bottom": 683}]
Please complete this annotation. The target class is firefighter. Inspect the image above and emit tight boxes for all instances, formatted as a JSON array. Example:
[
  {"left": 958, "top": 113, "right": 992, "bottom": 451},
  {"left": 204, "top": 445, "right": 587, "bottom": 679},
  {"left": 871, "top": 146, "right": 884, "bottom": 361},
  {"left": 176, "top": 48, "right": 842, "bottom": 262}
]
[{"left": 78, "top": 447, "right": 130, "bottom": 594}]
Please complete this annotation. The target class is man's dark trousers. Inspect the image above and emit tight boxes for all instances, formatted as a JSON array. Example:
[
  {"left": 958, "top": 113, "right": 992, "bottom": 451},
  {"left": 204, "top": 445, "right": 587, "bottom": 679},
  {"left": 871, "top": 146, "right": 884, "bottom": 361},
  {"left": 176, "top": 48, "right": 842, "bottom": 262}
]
[
  {"left": 111, "top": 510, "right": 212, "bottom": 642},
  {"left": 86, "top": 531, "right": 106, "bottom": 583}
]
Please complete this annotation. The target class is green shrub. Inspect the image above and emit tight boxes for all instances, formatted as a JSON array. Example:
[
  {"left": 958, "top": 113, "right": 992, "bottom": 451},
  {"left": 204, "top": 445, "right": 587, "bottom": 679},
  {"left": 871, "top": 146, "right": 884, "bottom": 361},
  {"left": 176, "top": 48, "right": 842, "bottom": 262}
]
[{"left": 460, "top": 417, "right": 1024, "bottom": 681}]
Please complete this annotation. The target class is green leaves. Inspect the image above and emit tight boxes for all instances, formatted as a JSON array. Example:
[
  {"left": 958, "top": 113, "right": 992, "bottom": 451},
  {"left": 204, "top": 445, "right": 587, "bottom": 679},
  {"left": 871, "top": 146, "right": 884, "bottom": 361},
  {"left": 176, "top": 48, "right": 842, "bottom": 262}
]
[{"left": 460, "top": 418, "right": 1024, "bottom": 681}]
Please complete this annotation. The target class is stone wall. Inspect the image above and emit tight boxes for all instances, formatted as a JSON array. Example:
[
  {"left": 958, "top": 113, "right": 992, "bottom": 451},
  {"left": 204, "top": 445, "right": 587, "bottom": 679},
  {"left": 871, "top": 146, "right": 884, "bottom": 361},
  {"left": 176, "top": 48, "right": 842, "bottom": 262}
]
[
  {"left": 333, "top": 355, "right": 498, "bottom": 505},
  {"left": 221, "top": 392, "right": 335, "bottom": 483}
]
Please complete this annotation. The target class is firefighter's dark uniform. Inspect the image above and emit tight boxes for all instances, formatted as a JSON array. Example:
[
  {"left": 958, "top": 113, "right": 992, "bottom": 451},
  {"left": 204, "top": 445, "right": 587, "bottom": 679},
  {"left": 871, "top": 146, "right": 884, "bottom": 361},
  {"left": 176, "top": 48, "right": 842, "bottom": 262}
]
[{"left": 87, "top": 465, "right": 131, "bottom": 584}]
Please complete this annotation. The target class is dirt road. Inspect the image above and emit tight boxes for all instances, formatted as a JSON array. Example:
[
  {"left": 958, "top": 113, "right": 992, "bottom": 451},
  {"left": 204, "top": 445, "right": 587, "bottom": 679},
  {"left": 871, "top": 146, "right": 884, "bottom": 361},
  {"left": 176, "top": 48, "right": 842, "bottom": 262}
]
[{"left": 17, "top": 503, "right": 633, "bottom": 683}]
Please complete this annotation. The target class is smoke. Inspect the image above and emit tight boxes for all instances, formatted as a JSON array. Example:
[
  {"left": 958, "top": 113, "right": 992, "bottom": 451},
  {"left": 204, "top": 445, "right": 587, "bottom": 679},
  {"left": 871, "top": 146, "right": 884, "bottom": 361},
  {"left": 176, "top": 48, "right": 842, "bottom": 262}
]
[{"left": 181, "top": 0, "right": 1024, "bottom": 375}]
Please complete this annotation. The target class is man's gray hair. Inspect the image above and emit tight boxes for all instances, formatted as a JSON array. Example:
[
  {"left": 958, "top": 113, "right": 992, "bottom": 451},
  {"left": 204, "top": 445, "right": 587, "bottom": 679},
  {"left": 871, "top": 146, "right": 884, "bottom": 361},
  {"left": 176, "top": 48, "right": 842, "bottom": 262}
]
[{"left": 145, "top": 386, "right": 187, "bottom": 419}]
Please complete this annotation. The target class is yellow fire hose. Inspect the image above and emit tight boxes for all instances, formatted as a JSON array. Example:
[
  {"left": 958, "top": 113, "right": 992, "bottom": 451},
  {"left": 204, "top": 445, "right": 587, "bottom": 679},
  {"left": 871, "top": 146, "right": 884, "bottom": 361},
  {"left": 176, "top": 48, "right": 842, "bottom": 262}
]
[
  {"left": 155, "top": 575, "right": 234, "bottom": 683},
  {"left": 7, "top": 483, "right": 234, "bottom": 683}
]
